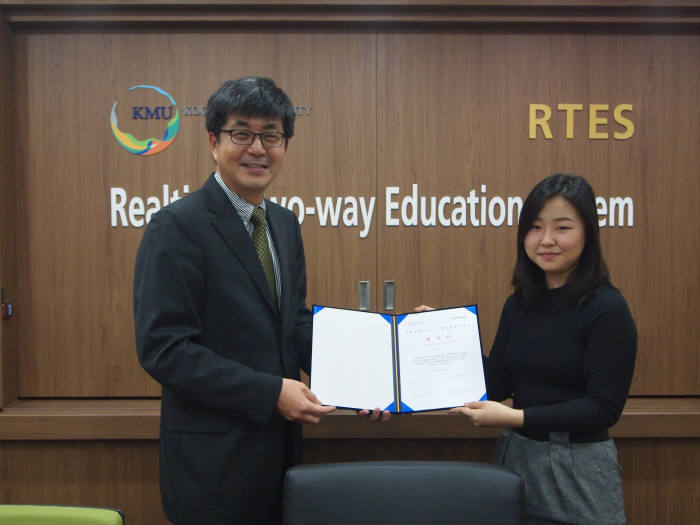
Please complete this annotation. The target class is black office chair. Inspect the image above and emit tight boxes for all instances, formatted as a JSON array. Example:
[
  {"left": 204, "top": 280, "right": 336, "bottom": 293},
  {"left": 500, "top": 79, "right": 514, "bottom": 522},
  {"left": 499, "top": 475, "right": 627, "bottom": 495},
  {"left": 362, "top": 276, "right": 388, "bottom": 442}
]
[{"left": 284, "top": 460, "right": 524, "bottom": 525}]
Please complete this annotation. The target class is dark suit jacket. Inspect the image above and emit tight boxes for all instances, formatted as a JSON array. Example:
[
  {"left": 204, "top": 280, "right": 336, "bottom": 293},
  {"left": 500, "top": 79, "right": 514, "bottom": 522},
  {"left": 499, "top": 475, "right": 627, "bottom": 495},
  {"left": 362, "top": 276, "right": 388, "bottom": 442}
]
[{"left": 134, "top": 174, "right": 313, "bottom": 524}]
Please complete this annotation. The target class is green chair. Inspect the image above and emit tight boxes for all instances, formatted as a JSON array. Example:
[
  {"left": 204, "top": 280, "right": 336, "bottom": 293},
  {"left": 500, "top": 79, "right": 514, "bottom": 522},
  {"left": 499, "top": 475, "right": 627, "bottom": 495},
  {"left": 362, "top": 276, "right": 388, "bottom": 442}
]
[{"left": 0, "top": 505, "right": 124, "bottom": 524}]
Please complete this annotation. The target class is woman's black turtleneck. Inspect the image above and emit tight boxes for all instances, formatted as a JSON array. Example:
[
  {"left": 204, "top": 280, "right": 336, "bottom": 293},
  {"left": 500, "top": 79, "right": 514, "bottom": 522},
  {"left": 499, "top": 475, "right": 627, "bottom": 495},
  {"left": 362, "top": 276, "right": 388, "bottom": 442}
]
[{"left": 485, "top": 285, "right": 637, "bottom": 433}]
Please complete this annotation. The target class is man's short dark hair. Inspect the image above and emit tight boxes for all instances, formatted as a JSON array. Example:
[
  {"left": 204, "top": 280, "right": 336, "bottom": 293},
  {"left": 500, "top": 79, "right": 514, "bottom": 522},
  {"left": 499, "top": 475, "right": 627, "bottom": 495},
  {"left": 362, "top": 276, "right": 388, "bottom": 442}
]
[{"left": 205, "top": 77, "right": 295, "bottom": 139}]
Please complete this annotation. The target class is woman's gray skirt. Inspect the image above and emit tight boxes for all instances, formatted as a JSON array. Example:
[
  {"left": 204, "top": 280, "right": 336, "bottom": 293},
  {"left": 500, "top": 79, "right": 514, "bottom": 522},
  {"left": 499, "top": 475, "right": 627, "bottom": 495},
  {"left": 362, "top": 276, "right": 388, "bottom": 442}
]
[{"left": 493, "top": 428, "right": 625, "bottom": 525}]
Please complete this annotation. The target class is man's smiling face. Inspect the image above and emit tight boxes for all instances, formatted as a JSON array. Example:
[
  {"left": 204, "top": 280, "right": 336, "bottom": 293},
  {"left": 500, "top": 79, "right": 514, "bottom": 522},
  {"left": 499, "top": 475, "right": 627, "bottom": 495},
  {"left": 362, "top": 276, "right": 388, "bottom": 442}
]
[{"left": 209, "top": 112, "right": 287, "bottom": 205}]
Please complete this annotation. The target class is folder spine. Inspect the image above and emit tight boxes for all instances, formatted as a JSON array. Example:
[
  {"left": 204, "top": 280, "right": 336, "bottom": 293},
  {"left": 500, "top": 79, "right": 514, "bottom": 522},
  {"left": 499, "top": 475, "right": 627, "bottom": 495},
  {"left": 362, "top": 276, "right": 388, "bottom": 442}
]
[{"left": 391, "top": 316, "right": 401, "bottom": 413}]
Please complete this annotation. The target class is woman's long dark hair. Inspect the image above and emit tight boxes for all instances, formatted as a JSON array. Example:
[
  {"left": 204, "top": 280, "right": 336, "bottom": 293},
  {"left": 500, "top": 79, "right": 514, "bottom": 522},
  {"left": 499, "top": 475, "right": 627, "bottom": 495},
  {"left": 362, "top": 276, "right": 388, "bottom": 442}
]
[{"left": 512, "top": 174, "right": 611, "bottom": 306}]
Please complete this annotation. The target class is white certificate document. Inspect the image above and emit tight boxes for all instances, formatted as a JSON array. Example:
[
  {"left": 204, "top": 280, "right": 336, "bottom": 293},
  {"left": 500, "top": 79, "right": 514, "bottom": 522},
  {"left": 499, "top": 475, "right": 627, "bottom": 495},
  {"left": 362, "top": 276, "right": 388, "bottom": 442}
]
[
  {"left": 396, "top": 307, "right": 486, "bottom": 412},
  {"left": 310, "top": 306, "right": 395, "bottom": 411},
  {"left": 310, "top": 305, "right": 486, "bottom": 413}
]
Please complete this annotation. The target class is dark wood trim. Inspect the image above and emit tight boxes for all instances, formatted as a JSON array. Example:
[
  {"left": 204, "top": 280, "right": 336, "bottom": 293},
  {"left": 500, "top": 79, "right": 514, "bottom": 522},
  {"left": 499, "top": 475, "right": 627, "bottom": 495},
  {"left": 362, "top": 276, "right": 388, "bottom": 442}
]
[
  {"left": 0, "top": 399, "right": 162, "bottom": 439},
  {"left": 1, "top": 397, "right": 698, "bottom": 440},
  {"left": 306, "top": 398, "right": 700, "bottom": 439},
  {"left": 1, "top": 1, "right": 699, "bottom": 28}
]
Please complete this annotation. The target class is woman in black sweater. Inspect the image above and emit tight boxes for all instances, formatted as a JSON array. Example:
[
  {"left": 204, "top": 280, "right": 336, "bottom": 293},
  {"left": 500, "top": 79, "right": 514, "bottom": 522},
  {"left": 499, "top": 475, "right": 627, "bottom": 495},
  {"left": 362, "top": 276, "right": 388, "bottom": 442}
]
[{"left": 449, "top": 174, "right": 637, "bottom": 524}]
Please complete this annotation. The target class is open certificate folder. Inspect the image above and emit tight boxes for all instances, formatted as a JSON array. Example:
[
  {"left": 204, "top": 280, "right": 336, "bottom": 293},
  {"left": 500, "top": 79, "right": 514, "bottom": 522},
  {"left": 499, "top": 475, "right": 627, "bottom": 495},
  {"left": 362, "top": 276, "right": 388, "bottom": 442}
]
[{"left": 310, "top": 305, "right": 487, "bottom": 413}]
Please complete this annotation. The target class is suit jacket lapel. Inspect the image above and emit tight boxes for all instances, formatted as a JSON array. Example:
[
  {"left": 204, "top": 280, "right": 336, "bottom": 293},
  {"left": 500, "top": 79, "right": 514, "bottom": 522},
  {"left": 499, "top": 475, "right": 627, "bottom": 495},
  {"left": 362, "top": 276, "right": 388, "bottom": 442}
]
[{"left": 203, "top": 176, "right": 279, "bottom": 316}]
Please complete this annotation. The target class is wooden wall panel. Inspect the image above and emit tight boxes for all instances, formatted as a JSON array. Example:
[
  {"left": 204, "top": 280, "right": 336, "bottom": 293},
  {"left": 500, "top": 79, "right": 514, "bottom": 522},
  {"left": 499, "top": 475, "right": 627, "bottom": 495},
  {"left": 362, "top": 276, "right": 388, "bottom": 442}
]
[
  {"left": 0, "top": 440, "right": 166, "bottom": 523},
  {"left": 618, "top": 438, "right": 700, "bottom": 525},
  {"left": 376, "top": 31, "right": 516, "bottom": 353},
  {"left": 376, "top": 31, "right": 700, "bottom": 394},
  {"left": 271, "top": 33, "right": 378, "bottom": 312},
  {"left": 10, "top": 27, "right": 700, "bottom": 398},
  {"left": 0, "top": 5, "right": 697, "bottom": 404},
  {"left": 1, "top": 438, "right": 697, "bottom": 525},
  {"left": 0, "top": 9, "right": 18, "bottom": 408},
  {"left": 13, "top": 31, "right": 377, "bottom": 397}
]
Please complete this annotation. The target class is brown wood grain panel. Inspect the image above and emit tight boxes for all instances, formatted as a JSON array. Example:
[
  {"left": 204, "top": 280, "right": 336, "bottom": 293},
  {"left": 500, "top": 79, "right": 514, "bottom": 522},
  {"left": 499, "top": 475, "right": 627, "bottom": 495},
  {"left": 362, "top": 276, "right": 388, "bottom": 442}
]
[
  {"left": 376, "top": 31, "right": 515, "bottom": 354},
  {"left": 269, "top": 33, "right": 378, "bottom": 311},
  {"left": 13, "top": 31, "right": 376, "bottom": 396},
  {"left": 1, "top": 397, "right": 698, "bottom": 440},
  {"left": 1, "top": 437, "right": 697, "bottom": 525},
  {"left": 0, "top": 399, "right": 161, "bottom": 439},
  {"left": 14, "top": 32, "right": 177, "bottom": 398},
  {"left": 376, "top": 31, "right": 700, "bottom": 395},
  {"left": 0, "top": 10, "right": 19, "bottom": 409},
  {"left": 4, "top": 7, "right": 699, "bottom": 401},
  {"left": 0, "top": 440, "right": 168, "bottom": 525},
  {"left": 618, "top": 438, "right": 700, "bottom": 525},
  {"left": 591, "top": 35, "right": 700, "bottom": 395},
  {"left": 304, "top": 437, "right": 497, "bottom": 464}
]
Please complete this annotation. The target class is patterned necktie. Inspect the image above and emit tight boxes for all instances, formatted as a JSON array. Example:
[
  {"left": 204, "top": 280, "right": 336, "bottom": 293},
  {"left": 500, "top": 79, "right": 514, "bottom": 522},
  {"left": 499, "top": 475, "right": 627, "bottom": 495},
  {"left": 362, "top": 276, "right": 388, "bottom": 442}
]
[{"left": 250, "top": 207, "right": 277, "bottom": 305}]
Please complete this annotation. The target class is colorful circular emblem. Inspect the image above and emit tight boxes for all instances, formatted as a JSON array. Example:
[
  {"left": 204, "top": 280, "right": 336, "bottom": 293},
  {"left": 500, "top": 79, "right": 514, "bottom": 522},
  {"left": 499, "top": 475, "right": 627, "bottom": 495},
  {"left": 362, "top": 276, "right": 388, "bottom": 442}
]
[{"left": 110, "top": 85, "right": 180, "bottom": 156}]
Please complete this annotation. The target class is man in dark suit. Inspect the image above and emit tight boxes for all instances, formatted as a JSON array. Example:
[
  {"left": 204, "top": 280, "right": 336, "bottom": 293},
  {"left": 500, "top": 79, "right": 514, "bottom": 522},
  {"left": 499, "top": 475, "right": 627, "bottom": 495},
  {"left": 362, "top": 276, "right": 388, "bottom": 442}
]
[{"left": 133, "top": 77, "right": 337, "bottom": 524}]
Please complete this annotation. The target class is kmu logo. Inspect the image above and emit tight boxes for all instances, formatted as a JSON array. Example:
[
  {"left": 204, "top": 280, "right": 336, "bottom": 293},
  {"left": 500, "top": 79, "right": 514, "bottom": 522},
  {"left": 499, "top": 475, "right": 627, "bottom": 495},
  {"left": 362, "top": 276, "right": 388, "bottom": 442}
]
[{"left": 110, "top": 85, "right": 180, "bottom": 156}]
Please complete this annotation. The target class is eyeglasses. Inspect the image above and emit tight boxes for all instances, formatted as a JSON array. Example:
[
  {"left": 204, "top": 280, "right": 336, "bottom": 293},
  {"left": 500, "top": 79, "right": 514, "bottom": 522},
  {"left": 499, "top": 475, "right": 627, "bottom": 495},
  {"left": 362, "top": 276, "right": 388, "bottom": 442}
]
[{"left": 220, "top": 129, "right": 286, "bottom": 148}]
